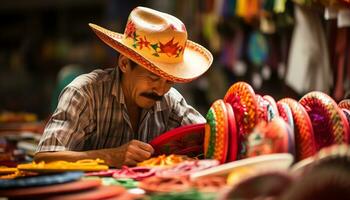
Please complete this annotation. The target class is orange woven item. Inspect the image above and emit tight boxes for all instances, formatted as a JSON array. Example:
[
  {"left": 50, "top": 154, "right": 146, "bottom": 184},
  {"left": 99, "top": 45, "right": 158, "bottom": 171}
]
[
  {"left": 300, "top": 92, "right": 349, "bottom": 150},
  {"left": 204, "top": 100, "right": 229, "bottom": 163},
  {"left": 264, "top": 95, "right": 279, "bottom": 121},
  {"left": 339, "top": 99, "right": 350, "bottom": 110},
  {"left": 279, "top": 98, "right": 316, "bottom": 160},
  {"left": 224, "top": 82, "right": 257, "bottom": 158},
  {"left": 224, "top": 82, "right": 257, "bottom": 136},
  {"left": 255, "top": 94, "right": 268, "bottom": 123}
]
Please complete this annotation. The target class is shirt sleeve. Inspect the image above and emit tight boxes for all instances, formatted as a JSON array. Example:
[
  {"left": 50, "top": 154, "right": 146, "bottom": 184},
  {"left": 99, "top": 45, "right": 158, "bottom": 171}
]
[
  {"left": 166, "top": 88, "right": 206, "bottom": 129},
  {"left": 36, "top": 86, "right": 93, "bottom": 152}
]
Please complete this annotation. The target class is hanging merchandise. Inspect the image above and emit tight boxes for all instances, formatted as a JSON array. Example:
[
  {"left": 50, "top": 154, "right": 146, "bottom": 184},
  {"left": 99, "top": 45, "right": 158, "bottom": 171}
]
[
  {"left": 248, "top": 31, "right": 269, "bottom": 89},
  {"left": 236, "top": 0, "right": 260, "bottom": 22},
  {"left": 286, "top": 5, "right": 333, "bottom": 94},
  {"left": 274, "top": 0, "right": 288, "bottom": 13},
  {"left": 333, "top": 28, "right": 348, "bottom": 101},
  {"left": 221, "top": 0, "right": 236, "bottom": 17},
  {"left": 202, "top": 13, "right": 221, "bottom": 52},
  {"left": 338, "top": 9, "right": 350, "bottom": 27},
  {"left": 247, "top": 31, "right": 269, "bottom": 67},
  {"left": 261, "top": 0, "right": 276, "bottom": 34}
]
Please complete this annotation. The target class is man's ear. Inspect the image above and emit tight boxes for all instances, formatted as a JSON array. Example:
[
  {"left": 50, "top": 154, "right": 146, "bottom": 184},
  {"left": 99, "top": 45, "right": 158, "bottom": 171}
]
[{"left": 118, "top": 54, "right": 130, "bottom": 73}]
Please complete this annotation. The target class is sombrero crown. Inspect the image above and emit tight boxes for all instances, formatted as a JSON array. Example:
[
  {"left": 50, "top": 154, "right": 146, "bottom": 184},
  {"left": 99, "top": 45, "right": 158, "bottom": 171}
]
[{"left": 89, "top": 6, "right": 213, "bottom": 83}]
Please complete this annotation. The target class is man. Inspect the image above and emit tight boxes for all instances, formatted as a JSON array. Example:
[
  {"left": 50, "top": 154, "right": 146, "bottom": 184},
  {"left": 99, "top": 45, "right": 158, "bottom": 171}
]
[{"left": 35, "top": 6, "right": 213, "bottom": 167}]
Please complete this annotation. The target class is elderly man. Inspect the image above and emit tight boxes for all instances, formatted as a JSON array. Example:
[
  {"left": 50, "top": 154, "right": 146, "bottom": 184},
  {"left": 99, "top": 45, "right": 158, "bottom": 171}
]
[{"left": 35, "top": 6, "right": 213, "bottom": 167}]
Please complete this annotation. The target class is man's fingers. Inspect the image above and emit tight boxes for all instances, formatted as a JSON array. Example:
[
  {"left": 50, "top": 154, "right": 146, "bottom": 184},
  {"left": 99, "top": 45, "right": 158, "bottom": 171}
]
[
  {"left": 127, "top": 145, "right": 152, "bottom": 162},
  {"left": 131, "top": 140, "right": 154, "bottom": 154}
]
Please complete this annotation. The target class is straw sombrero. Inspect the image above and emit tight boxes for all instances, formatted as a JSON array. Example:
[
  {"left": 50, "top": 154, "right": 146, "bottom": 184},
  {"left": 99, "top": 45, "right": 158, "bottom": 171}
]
[{"left": 89, "top": 6, "right": 213, "bottom": 83}]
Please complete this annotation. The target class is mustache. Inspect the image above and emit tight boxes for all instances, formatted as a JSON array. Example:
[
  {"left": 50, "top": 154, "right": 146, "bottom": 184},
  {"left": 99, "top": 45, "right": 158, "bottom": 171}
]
[{"left": 140, "top": 92, "right": 163, "bottom": 101}]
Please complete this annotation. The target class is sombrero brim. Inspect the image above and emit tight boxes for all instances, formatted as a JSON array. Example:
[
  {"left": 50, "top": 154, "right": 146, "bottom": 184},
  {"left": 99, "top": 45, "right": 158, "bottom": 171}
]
[{"left": 89, "top": 23, "right": 213, "bottom": 83}]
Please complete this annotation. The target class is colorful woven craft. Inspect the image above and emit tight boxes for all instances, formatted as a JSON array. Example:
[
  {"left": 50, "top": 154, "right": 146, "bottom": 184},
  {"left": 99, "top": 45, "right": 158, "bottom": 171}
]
[
  {"left": 246, "top": 117, "right": 290, "bottom": 157},
  {"left": 277, "top": 102, "right": 295, "bottom": 136},
  {"left": 204, "top": 99, "right": 229, "bottom": 163},
  {"left": 277, "top": 102, "right": 296, "bottom": 155},
  {"left": 137, "top": 154, "right": 193, "bottom": 167},
  {"left": 339, "top": 99, "right": 350, "bottom": 110},
  {"left": 279, "top": 98, "right": 316, "bottom": 160},
  {"left": 300, "top": 92, "right": 349, "bottom": 150},
  {"left": 255, "top": 94, "right": 268, "bottom": 123},
  {"left": 149, "top": 123, "right": 205, "bottom": 157},
  {"left": 224, "top": 82, "right": 257, "bottom": 137},
  {"left": 17, "top": 159, "right": 109, "bottom": 173},
  {"left": 226, "top": 103, "right": 238, "bottom": 162},
  {"left": 224, "top": 82, "right": 258, "bottom": 158},
  {"left": 264, "top": 95, "right": 279, "bottom": 121},
  {"left": 343, "top": 109, "right": 350, "bottom": 129}
]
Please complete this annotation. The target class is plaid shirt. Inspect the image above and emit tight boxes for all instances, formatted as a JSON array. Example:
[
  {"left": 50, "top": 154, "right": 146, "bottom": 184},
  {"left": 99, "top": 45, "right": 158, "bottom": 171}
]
[{"left": 36, "top": 67, "right": 205, "bottom": 152}]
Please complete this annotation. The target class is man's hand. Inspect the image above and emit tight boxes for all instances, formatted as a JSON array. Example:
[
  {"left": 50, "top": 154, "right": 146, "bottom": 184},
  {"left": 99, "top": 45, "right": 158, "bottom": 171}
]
[
  {"left": 34, "top": 140, "right": 154, "bottom": 168},
  {"left": 119, "top": 140, "right": 154, "bottom": 166}
]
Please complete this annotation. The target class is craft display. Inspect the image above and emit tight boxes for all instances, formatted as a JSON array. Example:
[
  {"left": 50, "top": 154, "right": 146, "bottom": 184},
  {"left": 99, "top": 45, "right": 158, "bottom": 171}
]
[{"left": 2, "top": 81, "right": 350, "bottom": 200}]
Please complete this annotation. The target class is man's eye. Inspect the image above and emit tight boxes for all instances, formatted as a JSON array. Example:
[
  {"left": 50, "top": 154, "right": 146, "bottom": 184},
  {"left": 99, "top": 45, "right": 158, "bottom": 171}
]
[
  {"left": 149, "top": 76, "right": 159, "bottom": 81},
  {"left": 166, "top": 80, "right": 174, "bottom": 85}
]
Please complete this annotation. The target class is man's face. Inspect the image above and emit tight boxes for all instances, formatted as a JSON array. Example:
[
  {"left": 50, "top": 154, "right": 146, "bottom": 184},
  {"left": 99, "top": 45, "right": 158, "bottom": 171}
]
[{"left": 121, "top": 62, "right": 174, "bottom": 109}]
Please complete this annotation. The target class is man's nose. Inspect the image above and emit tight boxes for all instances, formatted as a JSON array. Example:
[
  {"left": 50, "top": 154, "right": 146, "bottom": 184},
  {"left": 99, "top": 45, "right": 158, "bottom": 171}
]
[{"left": 153, "top": 79, "right": 170, "bottom": 96}]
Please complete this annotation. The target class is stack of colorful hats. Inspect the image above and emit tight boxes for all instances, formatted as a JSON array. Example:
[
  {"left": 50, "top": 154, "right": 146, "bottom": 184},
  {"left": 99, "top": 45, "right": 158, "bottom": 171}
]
[{"left": 204, "top": 81, "right": 350, "bottom": 163}]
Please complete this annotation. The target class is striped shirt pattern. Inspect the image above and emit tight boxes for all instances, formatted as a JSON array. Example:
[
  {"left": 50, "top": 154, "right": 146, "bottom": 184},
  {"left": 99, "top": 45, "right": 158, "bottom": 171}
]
[{"left": 36, "top": 67, "right": 206, "bottom": 152}]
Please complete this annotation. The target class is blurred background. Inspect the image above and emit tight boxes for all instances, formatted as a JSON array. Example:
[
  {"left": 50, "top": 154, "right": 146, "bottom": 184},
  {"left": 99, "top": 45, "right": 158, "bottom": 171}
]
[{"left": 0, "top": 0, "right": 349, "bottom": 123}]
